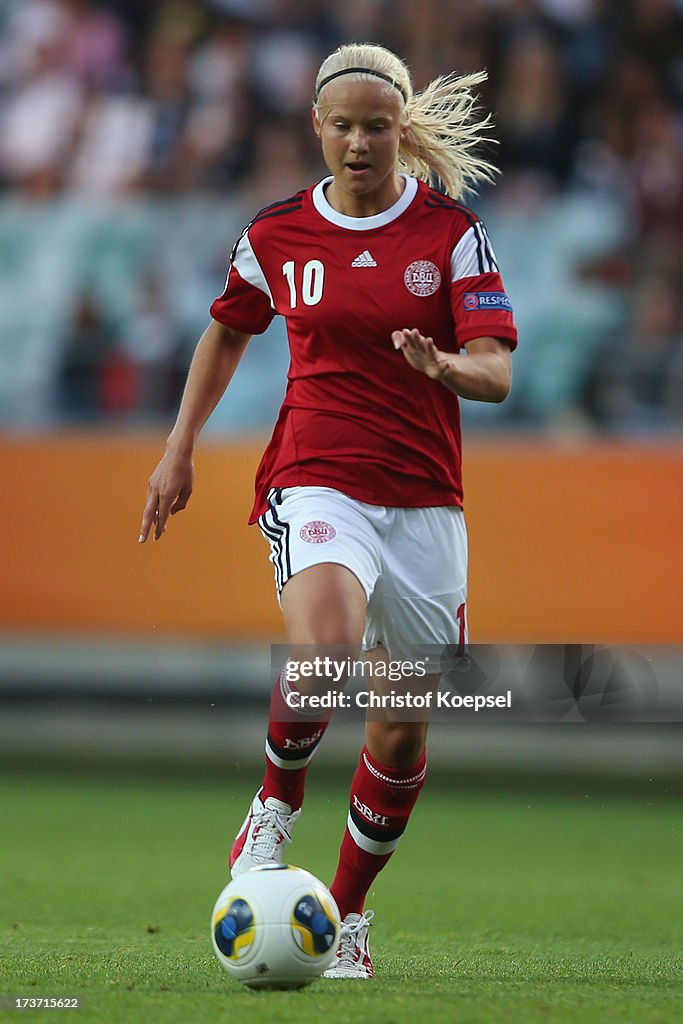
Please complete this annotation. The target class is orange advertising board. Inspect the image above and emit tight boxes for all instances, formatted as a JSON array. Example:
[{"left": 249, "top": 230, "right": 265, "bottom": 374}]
[{"left": 2, "top": 435, "right": 681, "bottom": 642}]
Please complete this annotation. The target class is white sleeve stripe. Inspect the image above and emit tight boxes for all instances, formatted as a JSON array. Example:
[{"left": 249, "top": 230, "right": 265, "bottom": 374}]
[
  {"left": 474, "top": 221, "right": 499, "bottom": 273},
  {"left": 232, "top": 232, "right": 274, "bottom": 308},
  {"left": 450, "top": 224, "right": 498, "bottom": 282}
]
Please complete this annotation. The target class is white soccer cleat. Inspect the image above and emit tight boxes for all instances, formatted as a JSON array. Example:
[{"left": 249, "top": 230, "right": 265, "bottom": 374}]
[
  {"left": 322, "top": 910, "right": 375, "bottom": 979},
  {"left": 229, "top": 789, "right": 301, "bottom": 877}
]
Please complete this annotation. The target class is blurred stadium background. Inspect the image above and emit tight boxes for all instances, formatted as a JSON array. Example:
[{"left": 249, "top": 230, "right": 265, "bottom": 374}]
[{"left": 1, "top": 0, "right": 682, "bottom": 781}]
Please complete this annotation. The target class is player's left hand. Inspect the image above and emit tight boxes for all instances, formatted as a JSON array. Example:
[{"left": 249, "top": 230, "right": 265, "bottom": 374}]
[{"left": 392, "top": 328, "right": 450, "bottom": 380}]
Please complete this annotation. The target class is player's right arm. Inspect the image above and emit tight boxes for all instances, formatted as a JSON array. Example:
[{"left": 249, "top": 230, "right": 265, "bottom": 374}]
[{"left": 138, "top": 318, "right": 251, "bottom": 543}]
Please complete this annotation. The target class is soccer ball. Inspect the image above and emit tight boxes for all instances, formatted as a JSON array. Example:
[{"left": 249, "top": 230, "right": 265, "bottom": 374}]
[{"left": 210, "top": 864, "right": 341, "bottom": 989}]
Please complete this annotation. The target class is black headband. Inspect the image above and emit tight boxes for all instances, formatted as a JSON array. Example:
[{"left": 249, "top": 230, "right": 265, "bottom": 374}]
[{"left": 315, "top": 67, "right": 407, "bottom": 102}]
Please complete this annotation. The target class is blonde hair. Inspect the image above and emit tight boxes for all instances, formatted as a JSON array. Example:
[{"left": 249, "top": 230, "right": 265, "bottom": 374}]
[{"left": 313, "top": 43, "right": 498, "bottom": 200}]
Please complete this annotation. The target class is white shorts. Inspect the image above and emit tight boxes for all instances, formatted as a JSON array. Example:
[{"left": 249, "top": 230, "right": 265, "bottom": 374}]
[{"left": 258, "top": 486, "right": 468, "bottom": 662}]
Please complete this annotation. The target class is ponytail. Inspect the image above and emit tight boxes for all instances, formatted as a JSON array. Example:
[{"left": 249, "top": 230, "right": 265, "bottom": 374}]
[{"left": 401, "top": 71, "right": 498, "bottom": 199}]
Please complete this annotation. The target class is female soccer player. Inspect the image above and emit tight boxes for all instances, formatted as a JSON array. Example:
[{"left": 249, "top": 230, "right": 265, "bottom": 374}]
[{"left": 139, "top": 43, "right": 517, "bottom": 978}]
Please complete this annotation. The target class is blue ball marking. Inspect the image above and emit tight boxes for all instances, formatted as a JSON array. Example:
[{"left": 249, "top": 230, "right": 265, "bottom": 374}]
[
  {"left": 215, "top": 898, "right": 253, "bottom": 956},
  {"left": 310, "top": 912, "right": 330, "bottom": 935},
  {"left": 231, "top": 901, "right": 253, "bottom": 928}
]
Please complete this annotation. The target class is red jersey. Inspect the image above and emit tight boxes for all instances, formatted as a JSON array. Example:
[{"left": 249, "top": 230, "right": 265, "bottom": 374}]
[{"left": 210, "top": 176, "right": 518, "bottom": 523}]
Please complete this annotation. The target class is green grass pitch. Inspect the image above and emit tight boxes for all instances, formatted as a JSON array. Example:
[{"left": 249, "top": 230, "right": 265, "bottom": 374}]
[{"left": 1, "top": 766, "right": 682, "bottom": 1024}]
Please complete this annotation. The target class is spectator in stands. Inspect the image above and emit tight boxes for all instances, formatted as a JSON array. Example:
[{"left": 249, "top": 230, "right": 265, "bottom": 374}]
[
  {"left": 58, "top": 293, "right": 114, "bottom": 420},
  {"left": 68, "top": 88, "right": 155, "bottom": 198},
  {"left": 59, "top": 0, "right": 129, "bottom": 90},
  {"left": 244, "top": 117, "right": 319, "bottom": 208},
  {"left": 140, "top": 35, "right": 193, "bottom": 193},
  {"left": 182, "top": 15, "right": 254, "bottom": 191},
  {"left": 119, "top": 274, "right": 183, "bottom": 418},
  {"left": 247, "top": 0, "right": 332, "bottom": 119},
  {"left": 0, "top": 30, "right": 83, "bottom": 196},
  {"left": 494, "top": 31, "right": 578, "bottom": 188},
  {"left": 624, "top": 0, "right": 683, "bottom": 102},
  {"left": 0, "top": 0, "right": 71, "bottom": 86},
  {"left": 629, "top": 97, "right": 683, "bottom": 251},
  {"left": 582, "top": 272, "right": 683, "bottom": 434}
]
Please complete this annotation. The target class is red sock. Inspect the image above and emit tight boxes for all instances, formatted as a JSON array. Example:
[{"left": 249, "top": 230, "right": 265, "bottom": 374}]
[
  {"left": 329, "top": 744, "right": 427, "bottom": 918},
  {"left": 260, "top": 670, "right": 331, "bottom": 811}
]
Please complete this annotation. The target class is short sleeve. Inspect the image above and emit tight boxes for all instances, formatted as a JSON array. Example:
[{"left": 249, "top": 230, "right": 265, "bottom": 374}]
[
  {"left": 449, "top": 221, "right": 518, "bottom": 351},
  {"left": 210, "top": 230, "right": 276, "bottom": 335}
]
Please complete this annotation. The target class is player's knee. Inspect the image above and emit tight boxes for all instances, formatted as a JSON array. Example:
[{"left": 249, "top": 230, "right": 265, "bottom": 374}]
[
  {"left": 289, "top": 628, "right": 362, "bottom": 660},
  {"left": 287, "top": 637, "right": 363, "bottom": 696},
  {"left": 285, "top": 611, "right": 365, "bottom": 654},
  {"left": 367, "top": 723, "right": 426, "bottom": 768}
]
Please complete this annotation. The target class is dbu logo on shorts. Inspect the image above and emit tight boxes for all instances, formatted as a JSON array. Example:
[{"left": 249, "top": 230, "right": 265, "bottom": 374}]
[{"left": 299, "top": 521, "right": 337, "bottom": 543}]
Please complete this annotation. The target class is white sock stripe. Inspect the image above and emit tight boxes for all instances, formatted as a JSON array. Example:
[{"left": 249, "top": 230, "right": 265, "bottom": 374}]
[
  {"left": 346, "top": 811, "right": 402, "bottom": 855},
  {"left": 264, "top": 737, "right": 314, "bottom": 770},
  {"left": 362, "top": 752, "right": 426, "bottom": 788}
]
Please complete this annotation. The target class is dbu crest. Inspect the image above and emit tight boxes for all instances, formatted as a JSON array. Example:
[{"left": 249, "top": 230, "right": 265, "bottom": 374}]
[
  {"left": 403, "top": 260, "right": 441, "bottom": 296},
  {"left": 299, "top": 521, "right": 337, "bottom": 544}
]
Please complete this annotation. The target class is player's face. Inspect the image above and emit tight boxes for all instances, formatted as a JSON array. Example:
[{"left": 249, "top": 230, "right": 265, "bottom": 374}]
[{"left": 313, "top": 79, "right": 408, "bottom": 215}]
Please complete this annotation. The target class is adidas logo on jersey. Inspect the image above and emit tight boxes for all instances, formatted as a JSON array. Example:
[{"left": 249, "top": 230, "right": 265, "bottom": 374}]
[{"left": 351, "top": 250, "right": 378, "bottom": 268}]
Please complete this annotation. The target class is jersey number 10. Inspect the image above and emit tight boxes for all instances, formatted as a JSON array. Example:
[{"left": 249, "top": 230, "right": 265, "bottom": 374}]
[{"left": 282, "top": 260, "right": 325, "bottom": 308}]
